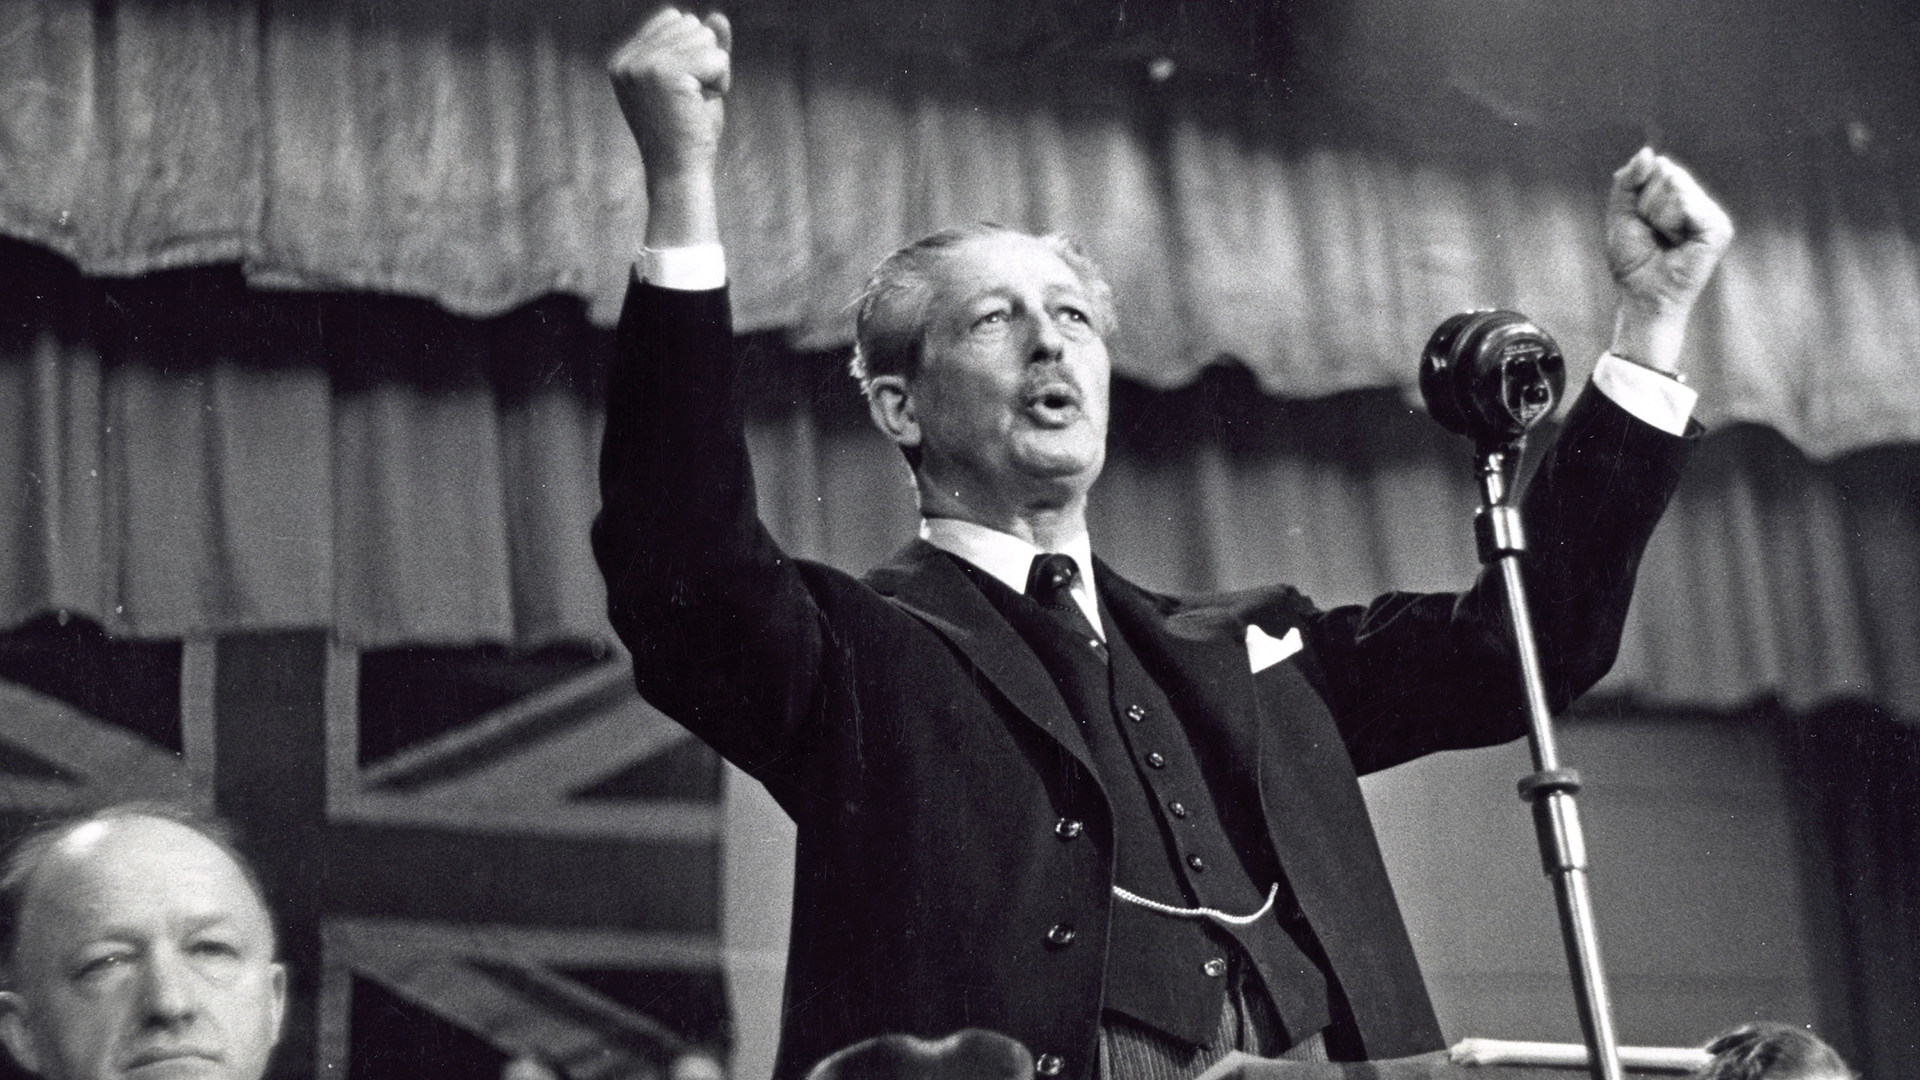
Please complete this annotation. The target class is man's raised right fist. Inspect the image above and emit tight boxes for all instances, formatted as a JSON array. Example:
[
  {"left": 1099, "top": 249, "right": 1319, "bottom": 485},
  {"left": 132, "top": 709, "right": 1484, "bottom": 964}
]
[{"left": 608, "top": 8, "right": 732, "bottom": 179}]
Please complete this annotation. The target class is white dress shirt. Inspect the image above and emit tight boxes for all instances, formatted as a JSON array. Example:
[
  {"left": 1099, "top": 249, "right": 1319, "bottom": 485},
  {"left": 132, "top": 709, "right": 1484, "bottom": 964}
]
[{"left": 919, "top": 517, "right": 1104, "bottom": 639}]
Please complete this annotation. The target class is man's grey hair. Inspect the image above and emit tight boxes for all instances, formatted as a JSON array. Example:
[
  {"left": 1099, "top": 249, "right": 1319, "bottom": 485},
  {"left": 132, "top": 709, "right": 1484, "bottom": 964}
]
[
  {"left": 0, "top": 802, "right": 275, "bottom": 978},
  {"left": 848, "top": 222, "right": 1117, "bottom": 392}
]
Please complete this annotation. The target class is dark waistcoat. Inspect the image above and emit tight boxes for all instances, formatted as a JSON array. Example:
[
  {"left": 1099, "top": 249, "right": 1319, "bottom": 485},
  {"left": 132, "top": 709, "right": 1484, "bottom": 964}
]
[{"left": 960, "top": 558, "right": 1333, "bottom": 1048}]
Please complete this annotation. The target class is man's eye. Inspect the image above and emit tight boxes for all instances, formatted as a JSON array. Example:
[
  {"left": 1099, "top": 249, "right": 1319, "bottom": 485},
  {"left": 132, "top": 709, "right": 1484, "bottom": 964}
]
[
  {"left": 190, "top": 940, "right": 240, "bottom": 959},
  {"left": 73, "top": 954, "right": 131, "bottom": 980},
  {"left": 973, "top": 310, "right": 1008, "bottom": 328},
  {"left": 1056, "top": 306, "right": 1089, "bottom": 324}
]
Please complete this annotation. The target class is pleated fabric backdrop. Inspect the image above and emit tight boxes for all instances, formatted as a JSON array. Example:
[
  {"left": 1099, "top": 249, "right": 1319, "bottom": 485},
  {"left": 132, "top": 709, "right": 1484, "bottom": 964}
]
[
  {"left": 5, "top": 239, "right": 1920, "bottom": 723},
  {"left": 5, "top": 0, "right": 1920, "bottom": 458}
]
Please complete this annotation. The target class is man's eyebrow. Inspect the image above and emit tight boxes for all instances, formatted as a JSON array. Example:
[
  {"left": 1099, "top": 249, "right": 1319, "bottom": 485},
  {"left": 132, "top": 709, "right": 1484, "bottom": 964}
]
[
  {"left": 66, "top": 931, "right": 137, "bottom": 951},
  {"left": 955, "top": 288, "right": 1019, "bottom": 316},
  {"left": 71, "top": 910, "right": 237, "bottom": 941},
  {"left": 59, "top": 931, "right": 141, "bottom": 966},
  {"left": 182, "top": 912, "right": 245, "bottom": 934},
  {"left": 966, "top": 282, "right": 1086, "bottom": 307}
]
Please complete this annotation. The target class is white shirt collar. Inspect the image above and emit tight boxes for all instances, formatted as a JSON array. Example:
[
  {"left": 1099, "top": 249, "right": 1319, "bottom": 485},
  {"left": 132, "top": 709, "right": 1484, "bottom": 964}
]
[{"left": 919, "top": 517, "right": 1104, "bottom": 639}]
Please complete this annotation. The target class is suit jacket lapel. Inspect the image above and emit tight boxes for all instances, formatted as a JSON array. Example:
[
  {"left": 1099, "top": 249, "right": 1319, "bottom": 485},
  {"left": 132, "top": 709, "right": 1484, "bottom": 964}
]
[
  {"left": 1096, "top": 559, "right": 1263, "bottom": 782},
  {"left": 867, "top": 541, "right": 1100, "bottom": 780}
]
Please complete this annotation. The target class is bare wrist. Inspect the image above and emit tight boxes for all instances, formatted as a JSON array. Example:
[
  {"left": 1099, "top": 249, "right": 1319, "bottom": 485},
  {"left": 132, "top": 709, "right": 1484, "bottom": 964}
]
[
  {"left": 644, "top": 165, "right": 720, "bottom": 248},
  {"left": 1609, "top": 301, "right": 1689, "bottom": 375}
]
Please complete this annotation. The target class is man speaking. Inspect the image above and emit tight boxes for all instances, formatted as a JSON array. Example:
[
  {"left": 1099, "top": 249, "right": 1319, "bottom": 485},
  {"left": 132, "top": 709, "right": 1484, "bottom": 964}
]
[{"left": 594, "top": 9, "right": 1733, "bottom": 1080}]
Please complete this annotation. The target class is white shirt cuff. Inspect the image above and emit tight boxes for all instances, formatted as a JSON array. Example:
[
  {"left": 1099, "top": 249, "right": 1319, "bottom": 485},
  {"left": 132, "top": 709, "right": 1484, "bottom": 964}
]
[
  {"left": 639, "top": 244, "right": 727, "bottom": 291},
  {"left": 1591, "top": 353, "right": 1697, "bottom": 436}
]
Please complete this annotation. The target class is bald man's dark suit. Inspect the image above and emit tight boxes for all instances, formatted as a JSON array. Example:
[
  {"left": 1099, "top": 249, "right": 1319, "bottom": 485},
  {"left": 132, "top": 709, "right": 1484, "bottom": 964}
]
[{"left": 592, "top": 281, "right": 1693, "bottom": 1080}]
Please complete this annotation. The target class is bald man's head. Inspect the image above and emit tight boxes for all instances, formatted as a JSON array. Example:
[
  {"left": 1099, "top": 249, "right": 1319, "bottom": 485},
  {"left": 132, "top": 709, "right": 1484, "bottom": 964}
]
[{"left": 0, "top": 809, "right": 286, "bottom": 1080}]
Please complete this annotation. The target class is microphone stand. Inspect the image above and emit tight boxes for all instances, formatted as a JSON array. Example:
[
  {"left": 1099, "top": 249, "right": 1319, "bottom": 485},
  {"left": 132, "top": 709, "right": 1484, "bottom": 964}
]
[{"left": 1473, "top": 440, "right": 1624, "bottom": 1080}]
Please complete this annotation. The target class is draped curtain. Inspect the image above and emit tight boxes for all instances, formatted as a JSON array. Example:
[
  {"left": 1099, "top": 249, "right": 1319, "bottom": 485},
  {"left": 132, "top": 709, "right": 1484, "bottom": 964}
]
[
  {"left": 1780, "top": 703, "right": 1920, "bottom": 1080},
  {"left": 6, "top": 240, "right": 1920, "bottom": 725},
  {"left": 5, "top": 0, "right": 1920, "bottom": 458}
]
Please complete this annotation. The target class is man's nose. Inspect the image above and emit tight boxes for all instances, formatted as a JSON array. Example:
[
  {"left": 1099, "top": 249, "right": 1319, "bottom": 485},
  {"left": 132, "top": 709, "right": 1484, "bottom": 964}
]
[
  {"left": 139, "top": 951, "right": 198, "bottom": 1026},
  {"left": 1028, "top": 312, "right": 1065, "bottom": 363}
]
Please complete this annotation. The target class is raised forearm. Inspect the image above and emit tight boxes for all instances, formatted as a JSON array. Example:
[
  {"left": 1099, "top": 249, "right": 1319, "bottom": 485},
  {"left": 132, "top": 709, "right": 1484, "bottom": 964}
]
[{"left": 592, "top": 281, "right": 825, "bottom": 770}]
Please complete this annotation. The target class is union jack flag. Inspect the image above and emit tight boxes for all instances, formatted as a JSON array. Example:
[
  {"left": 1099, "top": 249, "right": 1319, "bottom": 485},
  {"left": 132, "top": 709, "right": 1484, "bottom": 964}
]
[{"left": 0, "top": 615, "right": 731, "bottom": 1080}]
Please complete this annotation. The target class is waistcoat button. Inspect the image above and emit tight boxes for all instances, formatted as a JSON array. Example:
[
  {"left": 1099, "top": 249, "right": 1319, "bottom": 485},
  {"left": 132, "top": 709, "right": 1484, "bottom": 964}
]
[
  {"left": 1145, "top": 751, "right": 1166, "bottom": 769},
  {"left": 1046, "top": 923, "right": 1076, "bottom": 947},
  {"left": 1037, "top": 1054, "right": 1065, "bottom": 1076},
  {"left": 1202, "top": 957, "right": 1227, "bottom": 978},
  {"left": 1054, "top": 818, "right": 1084, "bottom": 840}
]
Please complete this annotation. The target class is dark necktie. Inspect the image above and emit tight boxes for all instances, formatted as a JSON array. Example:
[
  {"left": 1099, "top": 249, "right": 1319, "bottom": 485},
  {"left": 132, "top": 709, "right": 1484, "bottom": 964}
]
[{"left": 1025, "top": 553, "right": 1109, "bottom": 664}]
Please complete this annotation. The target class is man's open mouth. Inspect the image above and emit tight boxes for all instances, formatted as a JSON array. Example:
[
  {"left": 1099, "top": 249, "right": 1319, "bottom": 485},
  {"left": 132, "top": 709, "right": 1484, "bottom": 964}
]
[{"left": 1023, "top": 382, "right": 1083, "bottom": 426}]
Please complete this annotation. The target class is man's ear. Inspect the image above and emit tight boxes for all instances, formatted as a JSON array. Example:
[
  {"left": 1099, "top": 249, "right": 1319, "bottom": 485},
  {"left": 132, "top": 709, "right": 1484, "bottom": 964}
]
[
  {"left": 267, "top": 963, "right": 288, "bottom": 1044},
  {"left": 865, "top": 375, "right": 921, "bottom": 453},
  {"left": 0, "top": 990, "right": 43, "bottom": 1075}
]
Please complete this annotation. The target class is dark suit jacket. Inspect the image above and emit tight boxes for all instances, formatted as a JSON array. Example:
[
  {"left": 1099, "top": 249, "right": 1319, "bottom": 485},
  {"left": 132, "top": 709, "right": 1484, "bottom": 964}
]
[{"left": 593, "top": 281, "right": 1694, "bottom": 1080}]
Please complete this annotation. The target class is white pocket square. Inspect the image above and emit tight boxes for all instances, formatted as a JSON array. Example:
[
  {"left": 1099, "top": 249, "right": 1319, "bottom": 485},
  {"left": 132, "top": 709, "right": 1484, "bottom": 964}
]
[{"left": 1245, "top": 625, "right": 1303, "bottom": 673}]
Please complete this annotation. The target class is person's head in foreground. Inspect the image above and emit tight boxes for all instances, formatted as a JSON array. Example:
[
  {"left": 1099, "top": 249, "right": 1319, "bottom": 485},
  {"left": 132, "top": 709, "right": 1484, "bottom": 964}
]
[
  {"left": 853, "top": 223, "right": 1117, "bottom": 540},
  {"left": 805, "top": 1029, "right": 1033, "bottom": 1080},
  {"left": 0, "top": 805, "right": 287, "bottom": 1080},
  {"left": 1695, "top": 1022, "right": 1854, "bottom": 1080}
]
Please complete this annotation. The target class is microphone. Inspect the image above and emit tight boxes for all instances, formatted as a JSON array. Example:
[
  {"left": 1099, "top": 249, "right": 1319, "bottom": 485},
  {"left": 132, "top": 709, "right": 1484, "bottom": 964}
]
[
  {"left": 1419, "top": 310, "right": 1566, "bottom": 448},
  {"left": 1419, "top": 309, "right": 1625, "bottom": 1080}
]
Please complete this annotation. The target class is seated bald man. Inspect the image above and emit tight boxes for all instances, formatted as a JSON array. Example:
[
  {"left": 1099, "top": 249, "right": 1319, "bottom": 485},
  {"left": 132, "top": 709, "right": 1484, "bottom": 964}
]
[{"left": 0, "top": 806, "right": 287, "bottom": 1080}]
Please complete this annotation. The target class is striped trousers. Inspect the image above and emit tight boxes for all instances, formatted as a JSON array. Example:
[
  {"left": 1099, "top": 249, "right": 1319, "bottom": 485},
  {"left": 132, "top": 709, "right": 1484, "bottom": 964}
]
[{"left": 1098, "top": 955, "right": 1329, "bottom": 1080}]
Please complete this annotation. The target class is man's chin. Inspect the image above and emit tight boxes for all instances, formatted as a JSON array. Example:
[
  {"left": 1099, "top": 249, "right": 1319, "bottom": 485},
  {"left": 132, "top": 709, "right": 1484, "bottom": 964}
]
[
  {"left": 1013, "top": 452, "right": 1102, "bottom": 489},
  {"left": 1011, "top": 432, "right": 1104, "bottom": 479}
]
